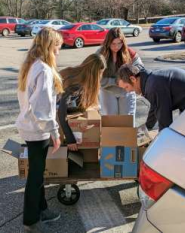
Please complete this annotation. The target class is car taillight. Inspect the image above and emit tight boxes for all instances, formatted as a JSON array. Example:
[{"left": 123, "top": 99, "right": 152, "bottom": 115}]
[
  {"left": 139, "top": 161, "right": 173, "bottom": 201},
  {"left": 163, "top": 26, "right": 172, "bottom": 31}
]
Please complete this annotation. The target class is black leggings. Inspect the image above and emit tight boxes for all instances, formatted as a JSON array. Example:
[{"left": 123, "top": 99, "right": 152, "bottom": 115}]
[{"left": 23, "top": 139, "right": 50, "bottom": 226}]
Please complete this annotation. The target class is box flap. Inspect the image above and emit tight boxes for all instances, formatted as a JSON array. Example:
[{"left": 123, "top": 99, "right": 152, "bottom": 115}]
[
  {"left": 102, "top": 115, "right": 133, "bottom": 127},
  {"left": 86, "top": 110, "right": 101, "bottom": 120},
  {"left": 67, "top": 112, "right": 84, "bottom": 120},
  {"left": 47, "top": 146, "right": 67, "bottom": 159},
  {"left": 2, "top": 139, "right": 22, "bottom": 159},
  {"left": 101, "top": 127, "right": 137, "bottom": 147},
  {"left": 137, "top": 124, "right": 152, "bottom": 146},
  {"left": 68, "top": 151, "right": 83, "bottom": 167}
]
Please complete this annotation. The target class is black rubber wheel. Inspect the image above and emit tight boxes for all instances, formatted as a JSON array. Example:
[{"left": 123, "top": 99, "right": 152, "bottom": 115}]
[
  {"left": 133, "top": 28, "right": 139, "bottom": 37},
  {"left": 57, "top": 184, "right": 80, "bottom": 205},
  {"left": 153, "top": 38, "right": 160, "bottom": 42},
  {"left": 173, "top": 32, "right": 182, "bottom": 43},
  {"left": 2, "top": 28, "right": 9, "bottom": 37},
  {"left": 74, "top": 37, "right": 84, "bottom": 48}
]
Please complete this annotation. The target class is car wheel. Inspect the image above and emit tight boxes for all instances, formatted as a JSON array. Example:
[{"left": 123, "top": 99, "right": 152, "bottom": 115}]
[
  {"left": 2, "top": 29, "right": 9, "bottom": 37},
  {"left": 133, "top": 29, "right": 139, "bottom": 37},
  {"left": 20, "top": 34, "right": 25, "bottom": 37},
  {"left": 74, "top": 38, "right": 84, "bottom": 48},
  {"left": 174, "top": 32, "right": 182, "bottom": 43},
  {"left": 153, "top": 38, "right": 160, "bottom": 42},
  {"left": 30, "top": 31, "right": 34, "bottom": 37}
]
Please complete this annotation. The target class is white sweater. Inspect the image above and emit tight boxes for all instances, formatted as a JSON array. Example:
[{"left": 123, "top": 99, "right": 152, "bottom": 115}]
[{"left": 16, "top": 59, "right": 60, "bottom": 141}]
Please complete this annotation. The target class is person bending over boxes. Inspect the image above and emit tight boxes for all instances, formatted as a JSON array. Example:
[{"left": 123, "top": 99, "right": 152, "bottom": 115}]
[{"left": 58, "top": 53, "right": 106, "bottom": 151}]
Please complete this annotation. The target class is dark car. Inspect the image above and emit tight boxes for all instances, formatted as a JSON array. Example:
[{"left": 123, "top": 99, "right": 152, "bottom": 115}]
[
  {"left": 15, "top": 19, "right": 42, "bottom": 37},
  {"left": 0, "top": 16, "right": 25, "bottom": 36},
  {"left": 149, "top": 17, "right": 185, "bottom": 43}
]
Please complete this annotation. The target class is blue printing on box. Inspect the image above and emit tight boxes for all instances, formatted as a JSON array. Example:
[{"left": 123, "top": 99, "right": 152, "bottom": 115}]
[{"left": 100, "top": 146, "right": 138, "bottom": 178}]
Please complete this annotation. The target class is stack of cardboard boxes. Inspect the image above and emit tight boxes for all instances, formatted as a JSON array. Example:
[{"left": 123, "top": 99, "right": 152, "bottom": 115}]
[{"left": 2, "top": 110, "right": 156, "bottom": 180}]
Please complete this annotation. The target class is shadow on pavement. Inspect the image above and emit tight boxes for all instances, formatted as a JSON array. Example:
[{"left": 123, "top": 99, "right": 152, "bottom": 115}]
[
  {"left": 0, "top": 178, "right": 139, "bottom": 233},
  {"left": 0, "top": 67, "right": 19, "bottom": 73},
  {"left": 142, "top": 43, "right": 185, "bottom": 51}
]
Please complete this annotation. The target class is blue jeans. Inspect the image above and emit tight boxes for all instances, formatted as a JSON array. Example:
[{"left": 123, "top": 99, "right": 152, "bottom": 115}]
[{"left": 99, "top": 88, "right": 136, "bottom": 126}]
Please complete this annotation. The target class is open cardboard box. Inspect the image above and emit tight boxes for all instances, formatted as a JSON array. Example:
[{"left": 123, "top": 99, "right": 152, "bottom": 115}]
[
  {"left": 101, "top": 115, "right": 137, "bottom": 147},
  {"left": 67, "top": 109, "right": 101, "bottom": 149},
  {"left": 100, "top": 115, "right": 138, "bottom": 178},
  {"left": 100, "top": 115, "right": 158, "bottom": 178},
  {"left": 101, "top": 115, "right": 155, "bottom": 147},
  {"left": 2, "top": 139, "right": 83, "bottom": 179},
  {"left": 2, "top": 139, "right": 99, "bottom": 179}
]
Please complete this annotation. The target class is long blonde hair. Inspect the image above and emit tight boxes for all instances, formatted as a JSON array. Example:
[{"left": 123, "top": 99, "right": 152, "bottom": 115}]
[
  {"left": 60, "top": 54, "right": 106, "bottom": 109},
  {"left": 18, "top": 27, "right": 63, "bottom": 94},
  {"left": 99, "top": 27, "right": 132, "bottom": 76}
]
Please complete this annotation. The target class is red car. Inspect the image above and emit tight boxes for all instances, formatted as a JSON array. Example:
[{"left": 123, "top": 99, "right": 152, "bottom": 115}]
[
  {"left": 58, "top": 23, "right": 108, "bottom": 48},
  {"left": 0, "top": 16, "right": 25, "bottom": 36}
]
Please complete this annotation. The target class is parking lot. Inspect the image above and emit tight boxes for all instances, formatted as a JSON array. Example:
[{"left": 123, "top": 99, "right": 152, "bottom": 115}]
[{"left": 0, "top": 29, "right": 185, "bottom": 233}]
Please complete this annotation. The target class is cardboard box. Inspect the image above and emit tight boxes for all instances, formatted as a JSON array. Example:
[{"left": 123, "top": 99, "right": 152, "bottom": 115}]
[
  {"left": 100, "top": 146, "right": 138, "bottom": 178},
  {"left": 2, "top": 139, "right": 68, "bottom": 179},
  {"left": 79, "top": 148, "right": 99, "bottom": 163},
  {"left": 68, "top": 110, "right": 101, "bottom": 148},
  {"left": 101, "top": 115, "right": 137, "bottom": 147}
]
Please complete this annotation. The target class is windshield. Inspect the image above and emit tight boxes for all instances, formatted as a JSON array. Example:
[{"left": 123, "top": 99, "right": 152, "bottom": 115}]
[
  {"left": 156, "top": 18, "right": 177, "bottom": 25},
  {"left": 38, "top": 20, "right": 50, "bottom": 24},
  {"left": 97, "top": 19, "right": 109, "bottom": 25}
]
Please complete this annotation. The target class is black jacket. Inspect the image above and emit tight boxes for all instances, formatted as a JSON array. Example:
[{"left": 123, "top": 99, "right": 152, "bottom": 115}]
[
  {"left": 140, "top": 68, "right": 185, "bottom": 131},
  {"left": 58, "top": 85, "right": 83, "bottom": 144}
]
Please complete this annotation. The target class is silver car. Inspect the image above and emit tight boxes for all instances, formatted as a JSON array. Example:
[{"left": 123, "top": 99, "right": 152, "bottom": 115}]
[
  {"left": 96, "top": 18, "right": 142, "bottom": 37},
  {"left": 132, "top": 111, "right": 185, "bottom": 233}
]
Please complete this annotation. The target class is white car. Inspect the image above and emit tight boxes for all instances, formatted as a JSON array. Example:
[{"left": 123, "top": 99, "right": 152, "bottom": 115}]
[
  {"left": 31, "top": 19, "right": 71, "bottom": 36},
  {"left": 132, "top": 110, "right": 185, "bottom": 233},
  {"left": 97, "top": 18, "right": 142, "bottom": 37}
]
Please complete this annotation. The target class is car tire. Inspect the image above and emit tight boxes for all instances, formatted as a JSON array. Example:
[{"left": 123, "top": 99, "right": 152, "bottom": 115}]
[
  {"left": 74, "top": 38, "right": 84, "bottom": 48},
  {"left": 133, "top": 28, "right": 139, "bottom": 37},
  {"left": 30, "top": 31, "right": 34, "bottom": 37},
  {"left": 174, "top": 32, "right": 182, "bottom": 43},
  {"left": 20, "top": 34, "right": 25, "bottom": 37},
  {"left": 2, "top": 28, "right": 9, "bottom": 37},
  {"left": 153, "top": 38, "right": 160, "bottom": 42}
]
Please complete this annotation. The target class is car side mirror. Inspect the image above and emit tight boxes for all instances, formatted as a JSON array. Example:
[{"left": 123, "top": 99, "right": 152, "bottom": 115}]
[{"left": 100, "top": 28, "right": 105, "bottom": 32}]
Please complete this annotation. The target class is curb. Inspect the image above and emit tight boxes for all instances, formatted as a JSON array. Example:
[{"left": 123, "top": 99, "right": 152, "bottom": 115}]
[{"left": 155, "top": 56, "right": 185, "bottom": 63}]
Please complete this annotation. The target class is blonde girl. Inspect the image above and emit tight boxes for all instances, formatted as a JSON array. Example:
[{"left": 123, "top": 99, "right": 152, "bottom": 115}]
[
  {"left": 58, "top": 53, "right": 106, "bottom": 151},
  {"left": 16, "top": 27, "right": 63, "bottom": 233}
]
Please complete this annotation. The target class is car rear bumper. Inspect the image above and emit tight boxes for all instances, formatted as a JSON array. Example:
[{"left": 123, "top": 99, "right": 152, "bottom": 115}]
[
  {"left": 16, "top": 29, "right": 31, "bottom": 34},
  {"left": 149, "top": 31, "right": 172, "bottom": 39},
  {"left": 132, "top": 209, "right": 160, "bottom": 233},
  {"left": 63, "top": 38, "right": 75, "bottom": 46}
]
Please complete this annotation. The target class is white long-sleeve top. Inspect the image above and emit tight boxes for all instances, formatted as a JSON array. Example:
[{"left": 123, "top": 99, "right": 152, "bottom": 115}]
[{"left": 16, "top": 59, "right": 60, "bottom": 141}]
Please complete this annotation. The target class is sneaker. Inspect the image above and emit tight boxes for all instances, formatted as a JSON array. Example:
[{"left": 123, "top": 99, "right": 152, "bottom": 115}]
[
  {"left": 41, "top": 209, "right": 61, "bottom": 223},
  {"left": 24, "top": 220, "right": 54, "bottom": 233}
]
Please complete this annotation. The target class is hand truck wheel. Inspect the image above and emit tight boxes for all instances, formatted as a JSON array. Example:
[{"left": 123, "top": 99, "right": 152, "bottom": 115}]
[{"left": 57, "top": 184, "right": 80, "bottom": 205}]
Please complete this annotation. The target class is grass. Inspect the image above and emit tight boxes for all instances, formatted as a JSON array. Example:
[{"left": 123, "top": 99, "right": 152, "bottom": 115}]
[{"left": 163, "top": 51, "right": 185, "bottom": 61}]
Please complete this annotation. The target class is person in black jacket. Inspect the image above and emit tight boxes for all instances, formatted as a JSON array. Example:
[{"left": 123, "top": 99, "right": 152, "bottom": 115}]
[
  {"left": 58, "top": 53, "right": 106, "bottom": 151},
  {"left": 117, "top": 64, "right": 185, "bottom": 131}
]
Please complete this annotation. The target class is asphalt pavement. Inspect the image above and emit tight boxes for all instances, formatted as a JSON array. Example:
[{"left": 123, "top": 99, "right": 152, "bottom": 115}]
[{"left": 0, "top": 29, "right": 185, "bottom": 233}]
